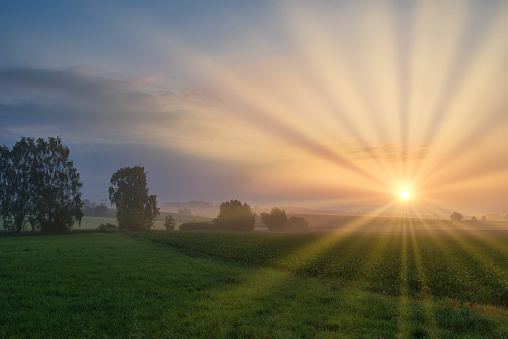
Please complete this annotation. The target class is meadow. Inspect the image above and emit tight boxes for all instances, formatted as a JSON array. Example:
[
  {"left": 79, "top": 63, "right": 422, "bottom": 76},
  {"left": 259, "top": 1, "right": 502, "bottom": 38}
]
[
  {"left": 77, "top": 212, "right": 213, "bottom": 230},
  {"left": 1, "top": 224, "right": 508, "bottom": 337}
]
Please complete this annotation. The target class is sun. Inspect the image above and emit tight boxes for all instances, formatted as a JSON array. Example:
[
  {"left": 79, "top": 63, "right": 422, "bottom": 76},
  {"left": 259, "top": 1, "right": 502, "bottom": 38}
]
[{"left": 400, "top": 191, "right": 410, "bottom": 199}]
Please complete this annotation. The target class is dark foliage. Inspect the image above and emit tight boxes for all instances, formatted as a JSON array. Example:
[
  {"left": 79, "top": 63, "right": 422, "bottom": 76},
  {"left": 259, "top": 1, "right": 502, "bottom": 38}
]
[
  {"left": 213, "top": 199, "right": 256, "bottom": 231},
  {"left": 96, "top": 222, "right": 118, "bottom": 233},
  {"left": 260, "top": 207, "right": 288, "bottom": 231},
  {"left": 164, "top": 215, "right": 176, "bottom": 231},
  {"left": 177, "top": 208, "right": 192, "bottom": 215},
  {"left": 261, "top": 207, "right": 309, "bottom": 232},
  {"left": 0, "top": 137, "right": 83, "bottom": 232},
  {"left": 82, "top": 204, "right": 109, "bottom": 217},
  {"left": 450, "top": 212, "right": 463, "bottom": 222},
  {"left": 288, "top": 216, "right": 310, "bottom": 231},
  {"left": 108, "top": 166, "right": 159, "bottom": 231}
]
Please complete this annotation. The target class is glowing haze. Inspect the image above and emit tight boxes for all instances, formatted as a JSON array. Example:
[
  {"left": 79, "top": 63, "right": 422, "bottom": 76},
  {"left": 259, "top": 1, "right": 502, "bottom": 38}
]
[{"left": 1, "top": 0, "right": 507, "bottom": 217}]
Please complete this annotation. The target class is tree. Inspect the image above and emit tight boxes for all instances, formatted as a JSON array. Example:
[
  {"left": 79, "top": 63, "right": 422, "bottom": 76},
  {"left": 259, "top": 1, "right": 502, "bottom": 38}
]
[
  {"left": 481, "top": 216, "right": 487, "bottom": 222},
  {"left": 213, "top": 199, "right": 256, "bottom": 231},
  {"left": 471, "top": 216, "right": 478, "bottom": 222},
  {"left": 0, "top": 137, "right": 83, "bottom": 232},
  {"left": 164, "top": 215, "right": 176, "bottom": 231},
  {"left": 108, "top": 166, "right": 159, "bottom": 231},
  {"left": 450, "top": 212, "right": 463, "bottom": 222},
  {"left": 178, "top": 208, "right": 192, "bottom": 215},
  {"left": 260, "top": 208, "right": 310, "bottom": 232},
  {"left": 93, "top": 205, "right": 108, "bottom": 217},
  {"left": 260, "top": 207, "right": 288, "bottom": 231},
  {"left": 288, "top": 216, "right": 310, "bottom": 231}
]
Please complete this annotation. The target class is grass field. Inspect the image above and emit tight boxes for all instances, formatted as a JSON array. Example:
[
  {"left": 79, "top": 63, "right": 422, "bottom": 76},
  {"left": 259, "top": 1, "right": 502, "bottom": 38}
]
[
  {"left": 77, "top": 212, "right": 213, "bottom": 230},
  {"left": 1, "top": 228, "right": 507, "bottom": 337}
]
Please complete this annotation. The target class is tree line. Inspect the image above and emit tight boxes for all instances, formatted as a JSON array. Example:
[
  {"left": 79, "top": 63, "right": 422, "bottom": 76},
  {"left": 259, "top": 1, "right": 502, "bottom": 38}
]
[
  {"left": 179, "top": 203, "right": 309, "bottom": 232},
  {"left": 1, "top": 136, "right": 309, "bottom": 233},
  {"left": 450, "top": 212, "right": 504, "bottom": 222}
]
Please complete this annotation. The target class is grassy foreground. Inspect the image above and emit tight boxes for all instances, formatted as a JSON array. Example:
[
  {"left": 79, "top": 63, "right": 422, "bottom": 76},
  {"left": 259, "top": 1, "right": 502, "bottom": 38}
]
[{"left": 1, "top": 232, "right": 507, "bottom": 338}]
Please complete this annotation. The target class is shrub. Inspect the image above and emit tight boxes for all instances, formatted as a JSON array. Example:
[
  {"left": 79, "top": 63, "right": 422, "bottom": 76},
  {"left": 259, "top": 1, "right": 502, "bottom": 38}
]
[
  {"left": 261, "top": 207, "right": 288, "bottom": 231},
  {"left": 288, "top": 216, "right": 310, "bottom": 231},
  {"left": 97, "top": 223, "right": 118, "bottom": 233}
]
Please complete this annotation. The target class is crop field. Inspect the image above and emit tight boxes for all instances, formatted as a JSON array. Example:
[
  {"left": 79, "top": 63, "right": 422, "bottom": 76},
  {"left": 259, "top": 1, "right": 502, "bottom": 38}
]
[
  {"left": 1, "top": 227, "right": 508, "bottom": 337},
  {"left": 136, "top": 228, "right": 508, "bottom": 307}
]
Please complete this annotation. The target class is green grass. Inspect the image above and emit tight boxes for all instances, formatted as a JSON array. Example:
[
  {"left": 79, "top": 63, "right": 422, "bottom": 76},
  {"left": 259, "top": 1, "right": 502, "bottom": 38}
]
[
  {"left": 1, "top": 231, "right": 507, "bottom": 337},
  {"left": 134, "top": 230, "right": 508, "bottom": 307},
  {"left": 76, "top": 213, "right": 214, "bottom": 231}
]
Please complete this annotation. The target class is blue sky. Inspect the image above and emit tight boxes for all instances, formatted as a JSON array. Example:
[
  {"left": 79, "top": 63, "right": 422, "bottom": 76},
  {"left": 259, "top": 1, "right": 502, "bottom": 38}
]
[{"left": 1, "top": 0, "right": 507, "bottom": 216}]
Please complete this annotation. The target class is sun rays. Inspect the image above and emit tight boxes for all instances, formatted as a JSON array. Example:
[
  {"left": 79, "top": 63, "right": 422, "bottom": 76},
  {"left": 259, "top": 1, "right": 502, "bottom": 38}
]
[
  {"left": 106, "top": 1, "right": 508, "bottom": 334},
  {"left": 122, "top": 0, "right": 507, "bottom": 215},
  {"left": 91, "top": 0, "right": 508, "bottom": 216}
]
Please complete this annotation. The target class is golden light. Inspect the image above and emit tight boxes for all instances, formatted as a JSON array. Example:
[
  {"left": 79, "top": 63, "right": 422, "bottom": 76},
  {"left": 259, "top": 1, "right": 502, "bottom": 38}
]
[{"left": 135, "top": 0, "right": 508, "bottom": 216}]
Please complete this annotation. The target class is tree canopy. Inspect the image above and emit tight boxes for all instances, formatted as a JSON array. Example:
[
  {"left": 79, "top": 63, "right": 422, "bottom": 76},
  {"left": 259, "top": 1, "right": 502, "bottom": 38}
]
[
  {"left": 0, "top": 137, "right": 83, "bottom": 232},
  {"left": 450, "top": 211, "right": 463, "bottom": 222},
  {"left": 288, "top": 216, "right": 310, "bottom": 231},
  {"left": 213, "top": 199, "right": 256, "bottom": 231},
  {"left": 260, "top": 207, "right": 288, "bottom": 231},
  {"left": 164, "top": 215, "right": 176, "bottom": 231},
  {"left": 261, "top": 207, "right": 310, "bottom": 232},
  {"left": 108, "top": 166, "right": 159, "bottom": 231}
]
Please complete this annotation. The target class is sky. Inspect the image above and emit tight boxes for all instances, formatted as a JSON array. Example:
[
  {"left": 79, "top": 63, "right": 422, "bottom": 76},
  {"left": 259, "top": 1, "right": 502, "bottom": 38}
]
[{"left": 1, "top": 0, "right": 507, "bottom": 217}]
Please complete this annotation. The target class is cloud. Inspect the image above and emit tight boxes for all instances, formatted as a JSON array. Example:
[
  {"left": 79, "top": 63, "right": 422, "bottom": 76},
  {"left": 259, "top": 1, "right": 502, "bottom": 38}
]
[
  {"left": 0, "top": 67, "right": 257, "bottom": 202},
  {"left": 347, "top": 143, "right": 431, "bottom": 162},
  {"left": 0, "top": 68, "right": 225, "bottom": 143}
]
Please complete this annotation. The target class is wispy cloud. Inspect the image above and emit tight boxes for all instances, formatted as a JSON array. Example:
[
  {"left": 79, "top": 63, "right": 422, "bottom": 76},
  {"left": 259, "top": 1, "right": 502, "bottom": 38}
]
[
  {"left": 0, "top": 68, "right": 218, "bottom": 144},
  {"left": 347, "top": 144, "right": 431, "bottom": 162}
]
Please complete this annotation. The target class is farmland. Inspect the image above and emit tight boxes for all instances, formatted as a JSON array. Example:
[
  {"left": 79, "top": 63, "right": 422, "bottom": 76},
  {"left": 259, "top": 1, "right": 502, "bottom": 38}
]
[
  {"left": 135, "top": 227, "right": 508, "bottom": 307},
  {"left": 1, "top": 224, "right": 508, "bottom": 337},
  {"left": 77, "top": 212, "right": 213, "bottom": 230}
]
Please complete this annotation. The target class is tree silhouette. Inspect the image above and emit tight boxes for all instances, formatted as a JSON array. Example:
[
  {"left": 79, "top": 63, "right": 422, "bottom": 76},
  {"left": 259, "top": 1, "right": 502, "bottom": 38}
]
[
  {"left": 213, "top": 199, "right": 255, "bottom": 231},
  {"left": 164, "top": 215, "right": 176, "bottom": 231},
  {"left": 288, "top": 216, "right": 310, "bottom": 231},
  {"left": 0, "top": 137, "right": 83, "bottom": 232},
  {"left": 260, "top": 207, "right": 288, "bottom": 231},
  {"left": 108, "top": 166, "right": 159, "bottom": 231},
  {"left": 450, "top": 212, "right": 463, "bottom": 222}
]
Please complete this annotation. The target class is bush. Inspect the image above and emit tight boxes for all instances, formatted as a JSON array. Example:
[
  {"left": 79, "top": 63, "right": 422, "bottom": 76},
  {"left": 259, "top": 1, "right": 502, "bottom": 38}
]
[
  {"left": 97, "top": 223, "right": 118, "bottom": 233},
  {"left": 261, "top": 207, "right": 288, "bottom": 231},
  {"left": 288, "top": 216, "right": 310, "bottom": 231}
]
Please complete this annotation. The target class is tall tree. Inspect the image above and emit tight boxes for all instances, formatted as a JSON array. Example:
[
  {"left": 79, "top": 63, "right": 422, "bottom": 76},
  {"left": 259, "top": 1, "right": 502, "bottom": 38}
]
[
  {"left": 0, "top": 137, "right": 83, "bottom": 232},
  {"left": 164, "top": 215, "right": 176, "bottom": 231},
  {"left": 213, "top": 199, "right": 256, "bottom": 231},
  {"left": 108, "top": 166, "right": 159, "bottom": 231}
]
